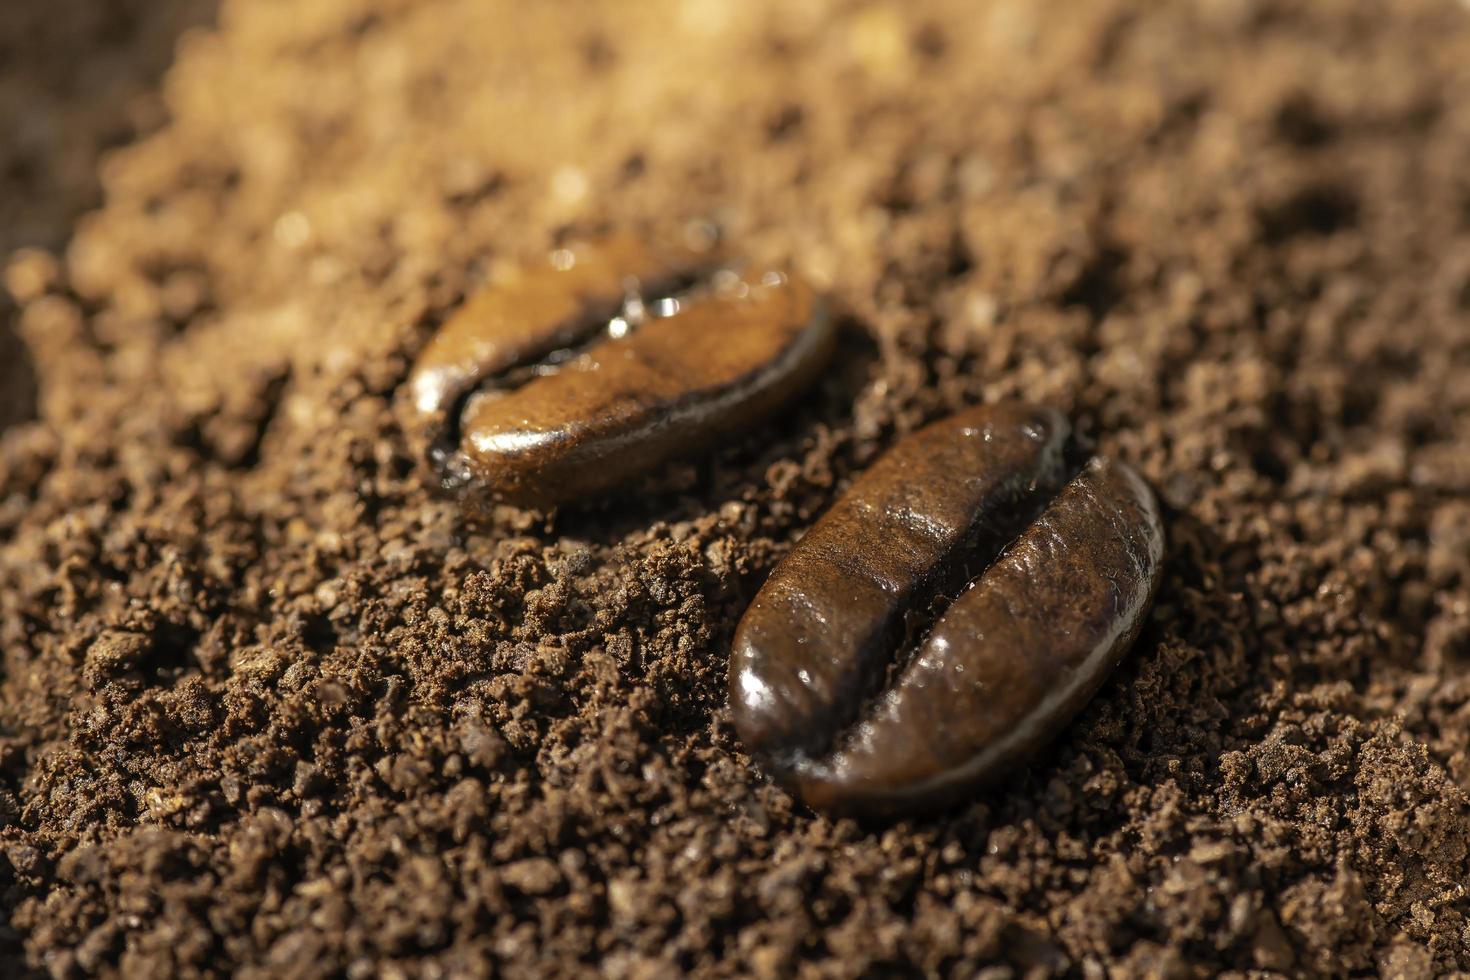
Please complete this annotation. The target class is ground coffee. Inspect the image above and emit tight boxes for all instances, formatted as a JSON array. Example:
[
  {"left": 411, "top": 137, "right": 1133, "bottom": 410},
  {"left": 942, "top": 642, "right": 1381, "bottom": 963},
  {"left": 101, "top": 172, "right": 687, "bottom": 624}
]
[{"left": 2, "top": 0, "right": 1469, "bottom": 976}]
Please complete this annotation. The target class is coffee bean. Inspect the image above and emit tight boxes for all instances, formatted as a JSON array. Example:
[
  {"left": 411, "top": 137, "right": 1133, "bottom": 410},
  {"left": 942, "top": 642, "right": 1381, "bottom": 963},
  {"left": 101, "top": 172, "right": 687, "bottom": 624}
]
[
  {"left": 729, "top": 402, "right": 1164, "bottom": 816},
  {"left": 406, "top": 235, "right": 833, "bottom": 508}
]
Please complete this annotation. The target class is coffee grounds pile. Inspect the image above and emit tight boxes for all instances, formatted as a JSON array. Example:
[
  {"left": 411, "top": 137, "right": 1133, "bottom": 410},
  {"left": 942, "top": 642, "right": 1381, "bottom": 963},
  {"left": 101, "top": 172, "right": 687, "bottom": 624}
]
[{"left": 3, "top": 0, "right": 1470, "bottom": 975}]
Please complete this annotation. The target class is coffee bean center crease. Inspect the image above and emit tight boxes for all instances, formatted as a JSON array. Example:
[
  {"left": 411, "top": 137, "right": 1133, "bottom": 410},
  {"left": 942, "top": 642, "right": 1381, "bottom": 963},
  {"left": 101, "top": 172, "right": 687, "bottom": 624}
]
[
  {"left": 729, "top": 401, "right": 1165, "bottom": 817},
  {"left": 405, "top": 235, "right": 834, "bottom": 509}
]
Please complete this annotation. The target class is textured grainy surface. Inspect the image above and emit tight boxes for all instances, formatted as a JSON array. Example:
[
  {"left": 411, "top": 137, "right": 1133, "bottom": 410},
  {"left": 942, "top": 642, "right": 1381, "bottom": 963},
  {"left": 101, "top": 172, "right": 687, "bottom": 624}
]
[{"left": 3, "top": 0, "right": 1470, "bottom": 976}]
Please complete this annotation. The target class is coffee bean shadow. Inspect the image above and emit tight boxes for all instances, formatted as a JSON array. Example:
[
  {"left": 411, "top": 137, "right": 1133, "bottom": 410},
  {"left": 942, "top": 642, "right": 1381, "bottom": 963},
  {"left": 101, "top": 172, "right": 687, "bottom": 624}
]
[
  {"left": 0, "top": 307, "right": 38, "bottom": 435},
  {"left": 544, "top": 317, "right": 883, "bottom": 547}
]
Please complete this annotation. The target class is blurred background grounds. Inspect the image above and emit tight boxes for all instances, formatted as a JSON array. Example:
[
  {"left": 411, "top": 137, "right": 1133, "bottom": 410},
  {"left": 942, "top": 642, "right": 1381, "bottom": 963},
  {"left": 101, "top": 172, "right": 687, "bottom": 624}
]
[{"left": 0, "top": 0, "right": 218, "bottom": 256}]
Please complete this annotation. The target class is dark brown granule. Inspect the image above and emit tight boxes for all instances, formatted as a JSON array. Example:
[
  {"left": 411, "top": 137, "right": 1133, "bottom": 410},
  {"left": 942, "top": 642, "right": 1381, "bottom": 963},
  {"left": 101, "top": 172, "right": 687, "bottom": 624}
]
[{"left": 3, "top": 0, "right": 1470, "bottom": 976}]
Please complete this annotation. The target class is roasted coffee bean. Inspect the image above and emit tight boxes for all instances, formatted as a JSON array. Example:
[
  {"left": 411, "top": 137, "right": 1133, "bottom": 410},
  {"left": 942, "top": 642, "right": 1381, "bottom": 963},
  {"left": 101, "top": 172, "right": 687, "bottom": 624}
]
[
  {"left": 406, "top": 235, "right": 833, "bottom": 508},
  {"left": 729, "top": 402, "right": 1164, "bottom": 817}
]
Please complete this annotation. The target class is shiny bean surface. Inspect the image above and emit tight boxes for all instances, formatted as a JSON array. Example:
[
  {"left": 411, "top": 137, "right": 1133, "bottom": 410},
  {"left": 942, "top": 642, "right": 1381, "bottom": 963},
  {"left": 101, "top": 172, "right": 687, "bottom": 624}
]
[
  {"left": 405, "top": 236, "right": 833, "bottom": 508},
  {"left": 729, "top": 402, "right": 1164, "bottom": 817}
]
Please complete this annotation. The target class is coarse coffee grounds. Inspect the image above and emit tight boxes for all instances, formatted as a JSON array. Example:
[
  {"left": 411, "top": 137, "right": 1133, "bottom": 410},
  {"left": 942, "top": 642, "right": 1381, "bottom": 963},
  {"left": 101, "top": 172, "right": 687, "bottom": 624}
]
[{"left": 3, "top": 0, "right": 1470, "bottom": 976}]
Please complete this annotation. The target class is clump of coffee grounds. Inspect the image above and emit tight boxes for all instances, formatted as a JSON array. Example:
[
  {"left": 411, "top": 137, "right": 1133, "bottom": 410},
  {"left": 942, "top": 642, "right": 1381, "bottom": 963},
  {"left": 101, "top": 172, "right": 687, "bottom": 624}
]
[{"left": 3, "top": 0, "right": 1470, "bottom": 976}]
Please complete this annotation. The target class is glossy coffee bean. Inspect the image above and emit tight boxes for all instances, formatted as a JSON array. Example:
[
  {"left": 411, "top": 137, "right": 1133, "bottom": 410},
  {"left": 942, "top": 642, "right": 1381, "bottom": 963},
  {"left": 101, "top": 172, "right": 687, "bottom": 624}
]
[
  {"left": 730, "top": 402, "right": 1164, "bottom": 817},
  {"left": 406, "top": 235, "right": 833, "bottom": 508}
]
